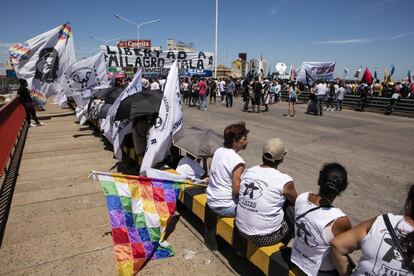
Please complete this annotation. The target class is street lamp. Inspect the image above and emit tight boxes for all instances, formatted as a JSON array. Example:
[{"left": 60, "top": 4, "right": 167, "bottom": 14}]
[
  {"left": 114, "top": 13, "right": 160, "bottom": 48},
  {"left": 89, "top": 35, "right": 121, "bottom": 45},
  {"left": 214, "top": 0, "right": 219, "bottom": 78}
]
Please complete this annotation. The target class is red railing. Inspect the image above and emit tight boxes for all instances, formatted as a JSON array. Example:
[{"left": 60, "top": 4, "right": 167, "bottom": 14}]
[{"left": 0, "top": 97, "right": 26, "bottom": 178}]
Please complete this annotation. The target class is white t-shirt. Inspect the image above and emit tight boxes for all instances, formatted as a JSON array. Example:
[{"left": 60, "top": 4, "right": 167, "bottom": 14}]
[
  {"left": 291, "top": 192, "right": 346, "bottom": 276},
  {"left": 150, "top": 82, "right": 160, "bottom": 91},
  {"left": 206, "top": 147, "right": 245, "bottom": 209},
  {"left": 354, "top": 214, "right": 414, "bottom": 276},
  {"left": 176, "top": 156, "right": 205, "bottom": 180},
  {"left": 235, "top": 165, "right": 292, "bottom": 236},
  {"left": 316, "top": 83, "right": 327, "bottom": 96},
  {"left": 219, "top": 81, "right": 226, "bottom": 92}
]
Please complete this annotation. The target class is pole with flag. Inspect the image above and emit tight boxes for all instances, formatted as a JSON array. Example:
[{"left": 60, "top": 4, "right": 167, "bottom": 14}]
[
  {"left": 388, "top": 64, "right": 395, "bottom": 82},
  {"left": 354, "top": 65, "right": 362, "bottom": 78},
  {"left": 140, "top": 60, "right": 183, "bottom": 174},
  {"left": 344, "top": 68, "right": 349, "bottom": 79},
  {"left": 102, "top": 69, "right": 142, "bottom": 160},
  {"left": 384, "top": 66, "right": 388, "bottom": 84}
]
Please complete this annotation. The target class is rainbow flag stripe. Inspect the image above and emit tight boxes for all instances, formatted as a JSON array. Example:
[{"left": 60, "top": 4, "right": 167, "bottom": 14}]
[
  {"left": 59, "top": 22, "right": 72, "bottom": 41},
  {"left": 9, "top": 43, "right": 31, "bottom": 63},
  {"left": 30, "top": 90, "right": 47, "bottom": 108},
  {"left": 96, "top": 173, "right": 181, "bottom": 275}
]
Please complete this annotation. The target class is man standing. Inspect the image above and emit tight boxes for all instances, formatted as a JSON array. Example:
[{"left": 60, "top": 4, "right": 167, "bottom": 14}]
[
  {"left": 226, "top": 76, "right": 235, "bottom": 108},
  {"left": 336, "top": 83, "right": 346, "bottom": 111},
  {"left": 253, "top": 78, "right": 262, "bottom": 113},
  {"left": 315, "top": 82, "right": 327, "bottom": 116},
  {"left": 219, "top": 78, "right": 226, "bottom": 102}
]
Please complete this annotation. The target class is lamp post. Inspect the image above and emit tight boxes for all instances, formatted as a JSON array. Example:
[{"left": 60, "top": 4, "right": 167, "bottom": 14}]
[
  {"left": 214, "top": 0, "right": 219, "bottom": 78},
  {"left": 89, "top": 35, "right": 121, "bottom": 45},
  {"left": 114, "top": 13, "right": 160, "bottom": 48}
]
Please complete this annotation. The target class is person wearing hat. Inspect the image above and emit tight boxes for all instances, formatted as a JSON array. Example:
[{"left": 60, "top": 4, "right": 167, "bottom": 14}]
[{"left": 235, "top": 138, "right": 298, "bottom": 247}]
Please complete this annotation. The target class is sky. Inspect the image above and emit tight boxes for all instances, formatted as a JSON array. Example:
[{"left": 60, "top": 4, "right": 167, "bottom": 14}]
[{"left": 1, "top": 0, "right": 413, "bottom": 79}]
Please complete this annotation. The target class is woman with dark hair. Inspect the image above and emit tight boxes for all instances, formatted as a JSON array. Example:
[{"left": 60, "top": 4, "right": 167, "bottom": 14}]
[
  {"left": 18, "top": 79, "right": 44, "bottom": 127},
  {"left": 206, "top": 121, "right": 249, "bottom": 217},
  {"left": 331, "top": 185, "right": 414, "bottom": 275},
  {"left": 291, "top": 163, "right": 351, "bottom": 275}
]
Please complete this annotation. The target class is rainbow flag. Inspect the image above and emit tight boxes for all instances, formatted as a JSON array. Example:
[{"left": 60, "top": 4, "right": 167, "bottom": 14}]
[
  {"left": 59, "top": 22, "right": 72, "bottom": 41},
  {"left": 31, "top": 90, "right": 47, "bottom": 108},
  {"left": 9, "top": 43, "right": 31, "bottom": 63},
  {"left": 95, "top": 172, "right": 182, "bottom": 275}
]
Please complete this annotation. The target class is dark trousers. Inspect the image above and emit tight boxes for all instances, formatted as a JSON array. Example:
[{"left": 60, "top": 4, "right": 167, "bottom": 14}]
[
  {"left": 317, "top": 95, "right": 325, "bottom": 115},
  {"left": 226, "top": 93, "right": 233, "bottom": 108},
  {"left": 25, "top": 106, "right": 40, "bottom": 124}
]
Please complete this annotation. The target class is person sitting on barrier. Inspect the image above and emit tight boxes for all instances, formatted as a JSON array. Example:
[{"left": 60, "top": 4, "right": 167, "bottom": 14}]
[
  {"left": 291, "top": 163, "right": 351, "bottom": 276},
  {"left": 385, "top": 88, "right": 401, "bottom": 115},
  {"left": 176, "top": 153, "right": 206, "bottom": 180},
  {"left": 206, "top": 121, "right": 249, "bottom": 217},
  {"left": 331, "top": 185, "right": 414, "bottom": 276},
  {"left": 17, "top": 79, "right": 44, "bottom": 127},
  {"left": 235, "top": 138, "right": 298, "bottom": 247}
]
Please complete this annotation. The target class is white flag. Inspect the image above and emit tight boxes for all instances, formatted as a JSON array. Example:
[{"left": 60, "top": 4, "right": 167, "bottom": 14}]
[
  {"left": 140, "top": 60, "right": 183, "bottom": 174},
  {"left": 62, "top": 51, "right": 109, "bottom": 107},
  {"left": 9, "top": 22, "right": 76, "bottom": 108},
  {"left": 102, "top": 69, "right": 142, "bottom": 160}
]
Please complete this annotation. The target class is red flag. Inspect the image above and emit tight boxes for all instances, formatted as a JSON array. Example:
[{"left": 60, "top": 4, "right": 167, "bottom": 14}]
[{"left": 361, "top": 68, "right": 374, "bottom": 84}]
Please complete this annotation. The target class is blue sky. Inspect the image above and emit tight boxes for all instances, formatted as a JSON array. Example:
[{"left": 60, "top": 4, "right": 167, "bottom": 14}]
[{"left": 1, "top": 0, "right": 413, "bottom": 79}]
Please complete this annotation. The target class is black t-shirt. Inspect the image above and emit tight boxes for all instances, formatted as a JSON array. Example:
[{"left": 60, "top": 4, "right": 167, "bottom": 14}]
[
  {"left": 18, "top": 86, "right": 33, "bottom": 104},
  {"left": 253, "top": 82, "right": 262, "bottom": 96}
]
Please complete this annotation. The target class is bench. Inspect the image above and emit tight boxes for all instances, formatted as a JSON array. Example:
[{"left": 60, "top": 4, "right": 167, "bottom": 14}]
[{"left": 178, "top": 185, "right": 302, "bottom": 276}]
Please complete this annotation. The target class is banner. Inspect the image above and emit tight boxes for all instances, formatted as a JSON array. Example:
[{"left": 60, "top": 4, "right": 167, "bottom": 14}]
[
  {"left": 100, "top": 45, "right": 214, "bottom": 71},
  {"left": 102, "top": 69, "right": 142, "bottom": 160},
  {"left": 140, "top": 60, "right": 183, "bottom": 174},
  {"left": 9, "top": 22, "right": 76, "bottom": 108},
  {"left": 296, "top": 61, "right": 335, "bottom": 83},
  {"left": 93, "top": 172, "right": 181, "bottom": 275}
]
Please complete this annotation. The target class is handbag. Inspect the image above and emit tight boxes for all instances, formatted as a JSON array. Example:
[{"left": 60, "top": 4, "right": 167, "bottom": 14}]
[{"left": 383, "top": 214, "right": 412, "bottom": 270}]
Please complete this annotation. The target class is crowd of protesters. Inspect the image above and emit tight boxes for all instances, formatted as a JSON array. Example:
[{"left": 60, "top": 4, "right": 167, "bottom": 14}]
[{"left": 204, "top": 121, "right": 414, "bottom": 276}]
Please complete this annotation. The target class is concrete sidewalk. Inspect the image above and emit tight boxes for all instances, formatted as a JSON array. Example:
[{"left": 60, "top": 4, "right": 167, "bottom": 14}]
[{"left": 0, "top": 103, "right": 234, "bottom": 275}]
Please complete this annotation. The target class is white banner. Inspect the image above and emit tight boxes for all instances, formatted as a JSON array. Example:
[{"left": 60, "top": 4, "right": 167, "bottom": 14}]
[
  {"left": 62, "top": 51, "right": 109, "bottom": 100},
  {"left": 140, "top": 60, "right": 183, "bottom": 174},
  {"left": 100, "top": 45, "right": 214, "bottom": 71},
  {"left": 102, "top": 69, "right": 142, "bottom": 160},
  {"left": 9, "top": 22, "right": 76, "bottom": 107},
  {"left": 296, "top": 61, "right": 335, "bottom": 83}
]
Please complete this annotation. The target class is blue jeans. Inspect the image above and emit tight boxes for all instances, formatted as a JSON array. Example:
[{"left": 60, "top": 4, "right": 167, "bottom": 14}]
[
  {"left": 226, "top": 93, "right": 233, "bottom": 108},
  {"left": 317, "top": 95, "right": 325, "bottom": 115},
  {"left": 210, "top": 205, "right": 236, "bottom": 217},
  {"left": 199, "top": 94, "right": 207, "bottom": 110}
]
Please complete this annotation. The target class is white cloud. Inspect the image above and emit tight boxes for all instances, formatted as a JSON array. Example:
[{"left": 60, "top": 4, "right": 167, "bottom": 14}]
[
  {"left": 312, "top": 32, "right": 414, "bottom": 45},
  {"left": 269, "top": 0, "right": 285, "bottom": 16}
]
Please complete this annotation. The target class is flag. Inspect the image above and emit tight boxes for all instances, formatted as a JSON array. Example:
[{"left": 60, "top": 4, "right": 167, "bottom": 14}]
[
  {"left": 102, "top": 69, "right": 142, "bottom": 160},
  {"left": 140, "top": 61, "right": 183, "bottom": 174},
  {"left": 374, "top": 69, "right": 378, "bottom": 81},
  {"left": 384, "top": 66, "right": 388, "bottom": 84},
  {"left": 305, "top": 69, "right": 314, "bottom": 86},
  {"left": 290, "top": 65, "right": 296, "bottom": 81},
  {"left": 388, "top": 64, "right": 395, "bottom": 82},
  {"left": 344, "top": 68, "right": 349, "bottom": 79},
  {"left": 361, "top": 68, "right": 374, "bottom": 84},
  {"left": 9, "top": 22, "right": 76, "bottom": 108},
  {"left": 354, "top": 66, "right": 362, "bottom": 78},
  {"left": 408, "top": 70, "right": 412, "bottom": 84},
  {"left": 94, "top": 172, "right": 181, "bottom": 275},
  {"left": 62, "top": 51, "right": 109, "bottom": 122}
]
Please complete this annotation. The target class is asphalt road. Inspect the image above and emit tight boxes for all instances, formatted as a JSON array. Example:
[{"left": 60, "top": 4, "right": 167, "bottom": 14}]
[{"left": 181, "top": 97, "right": 414, "bottom": 225}]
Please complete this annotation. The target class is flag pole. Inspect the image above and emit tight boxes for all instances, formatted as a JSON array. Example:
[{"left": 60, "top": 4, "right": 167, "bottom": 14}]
[{"left": 89, "top": 170, "right": 208, "bottom": 187}]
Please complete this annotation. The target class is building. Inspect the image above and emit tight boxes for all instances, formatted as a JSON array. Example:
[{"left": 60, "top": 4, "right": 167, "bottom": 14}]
[
  {"left": 167, "top": 39, "right": 196, "bottom": 51},
  {"left": 216, "top": 64, "right": 231, "bottom": 79}
]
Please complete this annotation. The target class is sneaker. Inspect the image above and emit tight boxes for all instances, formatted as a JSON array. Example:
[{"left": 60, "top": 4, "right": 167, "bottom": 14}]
[
  {"left": 30, "top": 123, "right": 37, "bottom": 127},
  {"left": 37, "top": 122, "right": 45, "bottom": 126}
]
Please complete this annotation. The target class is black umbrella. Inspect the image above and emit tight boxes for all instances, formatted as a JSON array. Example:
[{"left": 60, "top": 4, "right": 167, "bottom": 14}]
[
  {"left": 173, "top": 126, "right": 223, "bottom": 158},
  {"left": 115, "top": 90, "right": 164, "bottom": 121},
  {"left": 93, "top": 87, "right": 124, "bottom": 104}
]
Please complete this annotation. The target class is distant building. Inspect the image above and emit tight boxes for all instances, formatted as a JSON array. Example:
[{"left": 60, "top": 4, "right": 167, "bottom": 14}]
[
  {"left": 216, "top": 64, "right": 231, "bottom": 79},
  {"left": 167, "top": 39, "right": 196, "bottom": 51}
]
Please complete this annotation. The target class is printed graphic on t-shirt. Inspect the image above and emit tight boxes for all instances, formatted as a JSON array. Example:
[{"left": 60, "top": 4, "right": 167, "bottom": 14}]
[
  {"left": 239, "top": 178, "right": 265, "bottom": 212},
  {"left": 295, "top": 217, "right": 318, "bottom": 248},
  {"left": 370, "top": 232, "right": 411, "bottom": 276}
]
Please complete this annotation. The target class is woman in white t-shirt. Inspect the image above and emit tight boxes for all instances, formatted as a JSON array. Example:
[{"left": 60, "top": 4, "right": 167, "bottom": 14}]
[
  {"left": 206, "top": 121, "right": 249, "bottom": 217},
  {"left": 331, "top": 185, "right": 414, "bottom": 275},
  {"left": 236, "top": 138, "right": 298, "bottom": 246},
  {"left": 291, "top": 163, "right": 351, "bottom": 276}
]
